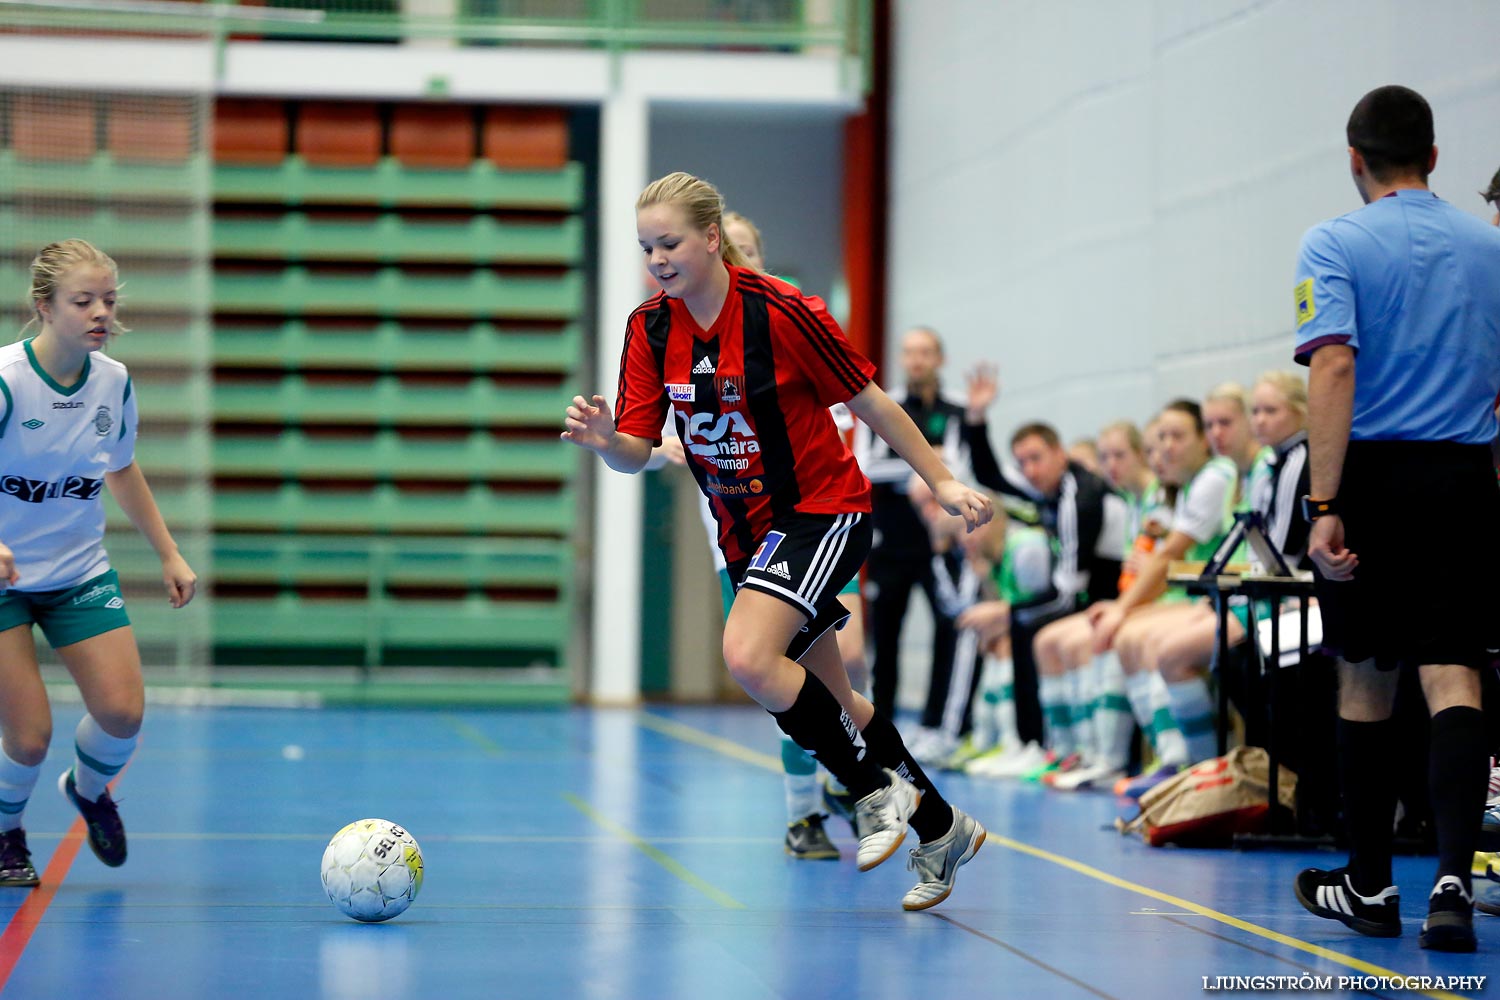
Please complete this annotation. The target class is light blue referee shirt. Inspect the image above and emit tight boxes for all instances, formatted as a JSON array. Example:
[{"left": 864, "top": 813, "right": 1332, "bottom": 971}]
[{"left": 1293, "top": 188, "right": 1500, "bottom": 444}]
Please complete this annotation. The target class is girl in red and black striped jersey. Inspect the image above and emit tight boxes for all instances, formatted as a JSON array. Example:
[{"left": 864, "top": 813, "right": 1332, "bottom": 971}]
[{"left": 563, "top": 172, "right": 992, "bottom": 910}]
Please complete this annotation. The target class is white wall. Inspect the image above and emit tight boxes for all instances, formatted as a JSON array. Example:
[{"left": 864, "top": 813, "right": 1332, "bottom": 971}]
[{"left": 888, "top": 0, "right": 1500, "bottom": 443}]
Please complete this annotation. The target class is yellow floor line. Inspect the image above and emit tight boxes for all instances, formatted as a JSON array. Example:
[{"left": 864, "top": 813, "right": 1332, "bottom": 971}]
[
  {"left": 443, "top": 716, "right": 506, "bottom": 756},
  {"left": 560, "top": 792, "right": 746, "bottom": 910},
  {"left": 644, "top": 711, "right": 1473, "bottom": 1000},
  {"left": 994, "top": 835, "right": 1470, "bottom": 1000},
  {"left": 637, "top": 711, "right": 781, "bottom": 772}
]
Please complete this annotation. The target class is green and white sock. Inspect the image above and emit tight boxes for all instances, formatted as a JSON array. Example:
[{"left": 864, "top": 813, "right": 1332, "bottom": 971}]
[
  {"left": 1067, "top": 664, "right": 1097, "bottom": 761},
  {"left": 1166, "top": 676, "right": 1217, "bottom": 765},
  {"left": 73, "top": 715, "right": 137, "bottom": 802},
  {"left": 0, "top": 748, "right": 41, "bottom": 833},
  {"left": 1146, "top": 673, "right": 1189, "bottom": 768},
  {"left": 1039, "top": 674, "right": 1074, "bottom": 756},
  {"left": 1091, "top": 652, "right": 1134, "bottom": 770}
]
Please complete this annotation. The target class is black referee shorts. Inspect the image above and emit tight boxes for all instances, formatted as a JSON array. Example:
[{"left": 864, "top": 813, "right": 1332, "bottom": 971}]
[
  {"left": 1316, "top": 440, "right": 1500, "bottom": 668},
  {"left": 727, "top": 511, "right": 871, "bottom": 663}
]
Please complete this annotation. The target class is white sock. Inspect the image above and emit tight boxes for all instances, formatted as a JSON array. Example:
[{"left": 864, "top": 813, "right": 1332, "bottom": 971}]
[
  {"left": 0, "top": 748, "right": 42, "bottom": 833},
  {"left": 1067, "top": 664, "right": 1097, "bottom": 762},
  {"left": 1146, "top": 673, "right": 1189, "bottom": 768},
  {"left": 970, "top": 656, "right": 1002, "bottom": 749},
  {"left": 73, "top": 715, "right": 137, "bottom": 802},
  {"left": 995, "top": 657, "right": 1020, "bottom": 749},
  {"left": 780, "top": 738, "right": 821, "bottom": 822},
  {"left": 785, "top": 774, "right": 820, "bottom": 822},
  {"left": 1166, "top": 676, "right": 1218, "bottom": 765},
  {"left": 1092, "top": 652, "right": 1134, "bottom": 770},
  {"left": 1125, "top": 670, "right": 1156, "bottom": 747},
  {"left": 1038, "top": 673, "right": 1074, "bottom": 755}
]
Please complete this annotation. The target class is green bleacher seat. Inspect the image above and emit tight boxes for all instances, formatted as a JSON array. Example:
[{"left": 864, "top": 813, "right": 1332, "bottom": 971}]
[
  {"left": 131, "top": 428, "right": 212, "bottom": 477},
  {"left": 213, "top": 213, "right": 583, "bottom": 265},
  {"left": 212, "top": 375, "right": 576, "bottom": 426},
  {"left": 210, "top": 430, "right": 575, "bottom": 481},
  {"left": 103, "top": 324, "right": 213, "bottom": 367},
  {"left": 0, "top": 150, "right": 212, "bottom": 202},
  {"left": 381, "top": 597, "right": 566, "bottom": 649},
  {"left": 211, "top": 321, "right": 580, "bottom": 374},
  {"left": 209, "top": 534, "right": 569, "bottom": 590},
  {"left": 213, "top": 266, "right": 583, "bottom": 320},
  {"left": 213, "top": 595, "right": 373, "bottom": 648},
  {"left": 212, "top": 157, "right": 584, "bottom": 210},
  {"left": 128, "top": 373, "right": 212, "bottom": 422},
  {"left": 211, "top": 483, "right": 573, "bottom": 534},
  {"left": 104, "top": 485, "right": 208, "bottom": 534},
  {"left": 0, "top": 206, "right": 209, "bottom": 260},
  {"left": 211, "top": 595, "right": 567, "bottom": 659}
]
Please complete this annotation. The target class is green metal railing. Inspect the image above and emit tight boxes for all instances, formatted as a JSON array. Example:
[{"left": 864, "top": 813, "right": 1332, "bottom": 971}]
[{"left": 0, "top": 0, "right": 871, "bottom": 90}]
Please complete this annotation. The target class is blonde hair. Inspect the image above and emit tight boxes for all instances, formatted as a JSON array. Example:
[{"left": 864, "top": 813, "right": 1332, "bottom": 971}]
[
  {"left": 23, "top": 239, "right": 128, "bottom": 336},
  {"left": 1204, "top": 381, "right": 1249, "bottom": 415},
  {"left": 1253, "top": 370, "right": 1309, "bottom": 420},
  {"left": 636, "top": 172, "right": 750, "bottom": 269},
  {"left": 1098, "top": 420, "right": 1144, "bottom": 458},
  {"left": 722, "top": 211, "right": 764, "bottom": 264}
]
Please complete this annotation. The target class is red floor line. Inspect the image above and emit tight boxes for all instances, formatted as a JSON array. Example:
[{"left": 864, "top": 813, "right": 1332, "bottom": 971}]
[{"left": 0, "top": 819, "right": 87, "bottom": 993}]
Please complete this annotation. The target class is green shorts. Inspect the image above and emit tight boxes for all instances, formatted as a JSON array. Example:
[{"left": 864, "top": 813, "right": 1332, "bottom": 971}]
[
  {"left": 0, "top": 569, "right": 131, "bottom": 648},
  {"left": 1229, "top": 597, "right": 1276, "bottom": 633}
]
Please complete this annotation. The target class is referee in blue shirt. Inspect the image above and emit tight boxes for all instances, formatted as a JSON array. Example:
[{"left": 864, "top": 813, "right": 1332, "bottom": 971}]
[{"left": 1290, "top": 86, "right": 1500, "bottom": 953}]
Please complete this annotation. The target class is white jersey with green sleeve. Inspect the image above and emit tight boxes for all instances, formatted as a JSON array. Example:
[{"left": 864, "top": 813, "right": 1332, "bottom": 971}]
[
  {"left": 0, "top": 340, "right": 137, "bottom": 591},
  {"left": 1171, "top": 456, "right": 1237, "bottom": 562}
]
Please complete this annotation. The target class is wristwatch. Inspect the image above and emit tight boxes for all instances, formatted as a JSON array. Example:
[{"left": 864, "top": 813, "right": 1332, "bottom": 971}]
[{"left": 1301, "top": 496, "right": 1338, "bottom": 522}]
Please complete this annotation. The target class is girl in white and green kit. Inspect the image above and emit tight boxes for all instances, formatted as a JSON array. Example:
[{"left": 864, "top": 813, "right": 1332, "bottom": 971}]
[{"left": 0, "top": 240, "right": 196, "bottom": 887}]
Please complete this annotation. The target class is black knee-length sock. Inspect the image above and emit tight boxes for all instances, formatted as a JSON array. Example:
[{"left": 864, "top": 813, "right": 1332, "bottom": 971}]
[
  {"left": 1338, "top": 716, "right": 1399, "bottom": 895},
  {"left": 1428, "top": 705, "right": 1488, "bottom": 893},
  {"left": 769, "top": 674, "right": 886, "bottom": 800},
  {"left": 859, "top": 712, "right": 954, "bottom": 842}
]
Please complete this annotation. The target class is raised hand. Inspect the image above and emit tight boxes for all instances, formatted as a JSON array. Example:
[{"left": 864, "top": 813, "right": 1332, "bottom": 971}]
[
  {"left": 965, "top": 362, "right": 1000, "bottom": 421},
  {"left": 561, "top": 394, "right": 617, "bottom": 454}
]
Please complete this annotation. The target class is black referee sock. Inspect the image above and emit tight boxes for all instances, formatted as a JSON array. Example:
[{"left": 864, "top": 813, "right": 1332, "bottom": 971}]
[
  {"left": 1428, "top": 705, "right": 1488, "bottom": 894},
  {"left": 858, "top": 712, "right": 953, "bottom": 842},
  {"left": 770, "top": 674, "right": 886, "bottom": 800},
  {"left": 1338, "top": 716, "right": 1399, "bottom": 895}
]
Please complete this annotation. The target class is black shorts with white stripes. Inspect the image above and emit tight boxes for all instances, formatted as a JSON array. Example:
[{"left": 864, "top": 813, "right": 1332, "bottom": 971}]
[{"left": 726, "top": 511, "right": 871, "bottom": 662}]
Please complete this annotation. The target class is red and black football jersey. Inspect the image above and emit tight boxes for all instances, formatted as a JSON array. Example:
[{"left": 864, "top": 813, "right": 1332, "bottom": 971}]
[{"left": 614, "top": 264, "right": 876, "bottom": 563}]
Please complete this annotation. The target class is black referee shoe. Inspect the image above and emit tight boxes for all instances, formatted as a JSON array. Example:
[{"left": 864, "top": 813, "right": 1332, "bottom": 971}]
[
  {"left": 1419, "top": 876, "right": 1476, "bottom": 952},
  {"left": 1294, "top": 867, "right": 1401, "bottom": 937},
  {"left": 60, "top": 770, "right": 127, "bottom": 868}
]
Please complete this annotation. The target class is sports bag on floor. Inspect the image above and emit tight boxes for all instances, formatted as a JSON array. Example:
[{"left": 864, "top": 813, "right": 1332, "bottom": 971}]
[{"left": 1115, "top": 747, "right": 1298, "bottom": 848}]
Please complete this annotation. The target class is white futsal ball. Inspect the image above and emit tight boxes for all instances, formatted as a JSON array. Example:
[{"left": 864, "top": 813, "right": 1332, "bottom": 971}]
[{"left": 320, "top": 819, "right": 424, "bottom": 922}]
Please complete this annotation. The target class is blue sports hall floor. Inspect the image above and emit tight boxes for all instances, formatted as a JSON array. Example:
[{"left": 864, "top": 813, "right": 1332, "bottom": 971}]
[{"left": 0, "top": 702, "right": 1492, "bottom": 1000}]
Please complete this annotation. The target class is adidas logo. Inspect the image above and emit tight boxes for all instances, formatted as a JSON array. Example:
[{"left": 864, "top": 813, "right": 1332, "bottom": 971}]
[
  {"left": 766, "top": 561, "right": 792, "bottom": 580},
  {"left": 692, "top": 357, "right": 716, "bottom": 375}
]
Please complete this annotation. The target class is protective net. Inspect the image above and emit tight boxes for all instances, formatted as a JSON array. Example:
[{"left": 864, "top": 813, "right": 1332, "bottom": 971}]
[{"left": 1, "top": 12, "right": 214, "bottom": 677}]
